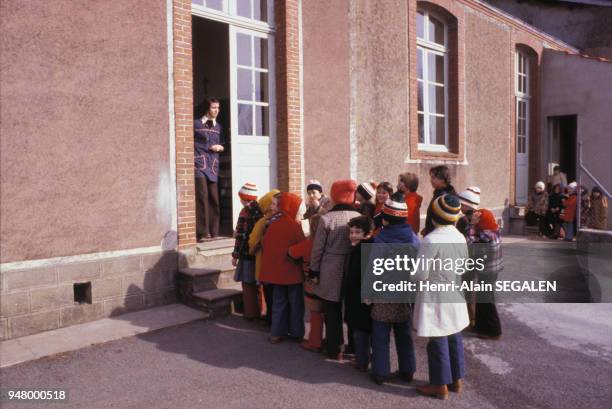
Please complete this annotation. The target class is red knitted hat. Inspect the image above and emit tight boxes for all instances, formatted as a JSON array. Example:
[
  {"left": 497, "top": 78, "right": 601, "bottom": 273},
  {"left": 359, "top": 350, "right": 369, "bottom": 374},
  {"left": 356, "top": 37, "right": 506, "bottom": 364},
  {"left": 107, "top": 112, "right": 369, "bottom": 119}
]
[
  {"left": 330, "top": 179, "right": 357, "bottom": 205},
  {"left": 477, "top": 208, "right": 499, "bottom": 231}
]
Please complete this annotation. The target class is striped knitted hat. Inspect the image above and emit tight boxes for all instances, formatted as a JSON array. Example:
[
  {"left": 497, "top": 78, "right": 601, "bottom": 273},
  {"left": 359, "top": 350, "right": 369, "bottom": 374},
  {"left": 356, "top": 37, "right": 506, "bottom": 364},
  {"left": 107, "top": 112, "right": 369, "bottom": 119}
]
[
  {"left": 238, "top": 182, "right": 258, "bottom": 201},
  {"left": 357, "top": 182, "right": 376, "bottom": 203},
  {"left": 429, "top": 194, "right": 461, "bottom": 226},
  {"left": 457, "top": 186, "right": 481, "bottom": 210},
  {"left": 383, "top": 192, "right": 409, "bottom": 224},
  {"left": 306, "top": 179, "right": 323, "bottom": 193}
]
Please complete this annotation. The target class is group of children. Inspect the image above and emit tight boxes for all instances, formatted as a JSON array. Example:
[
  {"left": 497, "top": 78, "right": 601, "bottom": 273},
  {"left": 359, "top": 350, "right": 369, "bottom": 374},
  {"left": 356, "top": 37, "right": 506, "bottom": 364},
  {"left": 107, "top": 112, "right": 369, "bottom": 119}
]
[
  {"left": 527, "top": 177, "right": 608, "bottom": 240},
  {"left": 231, "top": 166, "right": 503, "bottom": 400}
]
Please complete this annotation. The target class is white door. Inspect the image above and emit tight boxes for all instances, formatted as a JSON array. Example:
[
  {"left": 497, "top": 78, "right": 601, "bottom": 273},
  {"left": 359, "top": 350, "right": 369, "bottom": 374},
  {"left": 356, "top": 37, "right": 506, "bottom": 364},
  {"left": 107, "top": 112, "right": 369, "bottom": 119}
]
[
  {"left": 229, "top": 26, "right": 276, "bottom": 224},
  {"left": 516, "top": 97, "right": 529, "bottom": 205}
]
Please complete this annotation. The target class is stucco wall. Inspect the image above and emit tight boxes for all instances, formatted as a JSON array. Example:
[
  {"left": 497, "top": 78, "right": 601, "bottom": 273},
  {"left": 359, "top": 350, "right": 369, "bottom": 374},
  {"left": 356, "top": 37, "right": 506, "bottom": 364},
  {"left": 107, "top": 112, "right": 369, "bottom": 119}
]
[
  {"left": 0, "top": 0, "right": 172, "bottom": 263},
  {"left": 541, "top": 49, "right": 612, "bottom": 225},
  {"left": 300, "top": 0, "right": 570, "bottom": 223},
  {"left": 462, "top": 9, "right": 513, "bottom": 210},
  {"left": 302, "top": 0, "right": 351, "bottom": 191}
]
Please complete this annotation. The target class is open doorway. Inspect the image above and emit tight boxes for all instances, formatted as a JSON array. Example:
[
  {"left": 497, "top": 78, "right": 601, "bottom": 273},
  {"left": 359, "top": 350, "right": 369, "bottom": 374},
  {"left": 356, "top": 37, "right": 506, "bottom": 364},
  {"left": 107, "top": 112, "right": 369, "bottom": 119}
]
[
  {"left": 192, "top": 16, "right": 233, "bottom": 237},
  {"left": 548, "top": 115, "right": 577, "bottom": 184}
]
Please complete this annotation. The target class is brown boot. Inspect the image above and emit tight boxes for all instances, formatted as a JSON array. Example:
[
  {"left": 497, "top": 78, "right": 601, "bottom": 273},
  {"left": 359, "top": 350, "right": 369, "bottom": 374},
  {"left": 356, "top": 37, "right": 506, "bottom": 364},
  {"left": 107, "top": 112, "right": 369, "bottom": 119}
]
[
  {"left": 416, "top": 384, "right": 449, "bottom": 400},
  {"left": 448, "top": 379, "right": 463, "bottom": 393}
]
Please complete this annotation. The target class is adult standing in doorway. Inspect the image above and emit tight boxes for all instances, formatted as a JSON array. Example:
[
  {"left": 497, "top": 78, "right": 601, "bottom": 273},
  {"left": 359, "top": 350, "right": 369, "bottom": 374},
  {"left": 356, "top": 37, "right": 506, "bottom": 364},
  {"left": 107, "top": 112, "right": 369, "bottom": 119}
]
[
  {"left": 195, "top": 97, "right": 224, "bottom": 242},
  {"left": 547, "top": 165, "right": 567, "bottom": 192}
]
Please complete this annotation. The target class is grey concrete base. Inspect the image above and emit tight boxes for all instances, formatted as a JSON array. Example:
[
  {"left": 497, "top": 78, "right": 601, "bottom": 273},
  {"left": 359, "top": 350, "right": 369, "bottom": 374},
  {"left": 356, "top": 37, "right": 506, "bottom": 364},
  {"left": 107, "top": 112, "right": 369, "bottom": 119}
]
[
  {"left": 1, "top": 250, "right": 180, "bottom": 340},
  {"left": 0, "top": 303, "right": 206, "bottom": 368}
]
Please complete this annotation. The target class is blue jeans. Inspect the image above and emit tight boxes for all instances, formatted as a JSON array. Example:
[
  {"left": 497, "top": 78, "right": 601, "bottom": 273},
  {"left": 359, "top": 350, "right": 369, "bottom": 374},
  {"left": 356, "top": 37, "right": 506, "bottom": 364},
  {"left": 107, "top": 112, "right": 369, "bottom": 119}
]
[
  {"left": 371, "top": 320, "right": 416, "bottom": 377},
  {"left": 427, "top": 333, "right": 465, "bottom": 385},
  {"left": 271, "top": 284, "right": 305, "bottom": 338},
  {"left": 353, "top": 329, "right": 371, "bottom": 368},
  {"left": 563, "top": 221, "right": 575, "bottom": 241}
]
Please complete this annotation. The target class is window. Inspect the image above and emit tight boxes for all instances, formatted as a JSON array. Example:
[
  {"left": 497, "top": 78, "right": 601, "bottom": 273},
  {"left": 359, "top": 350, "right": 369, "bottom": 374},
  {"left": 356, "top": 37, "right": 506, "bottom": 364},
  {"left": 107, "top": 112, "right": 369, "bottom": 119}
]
[
  {"left": 237, "top": 33, "right": 270, "bottom": 137},
  {"left": 417, "top": 10, "right": 448, "bottom": 151},
  {"left": 515, "top": 51, "right": 530, "bottom": 155},
  {"left": 192, "top": 0, "right": 269, "bottom": 23}
]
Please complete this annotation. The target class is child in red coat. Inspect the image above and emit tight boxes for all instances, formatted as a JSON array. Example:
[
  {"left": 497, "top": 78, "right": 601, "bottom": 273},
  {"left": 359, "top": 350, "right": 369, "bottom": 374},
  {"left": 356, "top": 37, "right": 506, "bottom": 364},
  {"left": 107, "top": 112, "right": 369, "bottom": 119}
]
[
  {"left": 289, "top": 214, "right": 324, "bottom": 352},
  {"left": 260, "top": 192, "right": 306, "bottom": 343}
]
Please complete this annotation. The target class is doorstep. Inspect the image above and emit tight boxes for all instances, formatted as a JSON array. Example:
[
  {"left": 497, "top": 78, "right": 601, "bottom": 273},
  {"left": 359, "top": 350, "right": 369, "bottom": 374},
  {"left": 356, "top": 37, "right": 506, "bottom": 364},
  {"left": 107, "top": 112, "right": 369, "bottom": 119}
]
[{"left": 0, "top": 303, "right": 207, "bottom": 368}]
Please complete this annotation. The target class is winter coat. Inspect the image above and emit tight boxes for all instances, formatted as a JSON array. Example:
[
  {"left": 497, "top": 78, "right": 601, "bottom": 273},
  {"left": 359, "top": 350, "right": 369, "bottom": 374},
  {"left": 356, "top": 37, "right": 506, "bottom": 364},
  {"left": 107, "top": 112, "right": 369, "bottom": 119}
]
[
  {"left": 248, "top": 189, "right": 280, "bottom": 281},
  {"left": 528, "top": 191, "right": 549, "bottom": 216},
  {"left": 548, "top": 193, "right": 564, "bottom": 212},
  {"left": 310, "top": 205, "right": 361, "bottom": 302},
  {"left": 465, "top": 225, "right": 503, "bottom": 281},
  {"left": 405, "top": 191, "right": 423, "bottom": 234},
  {"left": 370, "top": 223, "right": 419, "bottom": 323},
  {"left": 232, "top": 200, "right": 263, "bottom": 260},
  {"left": 289, "top": 237, "right": 323, "bottom": 311},
  {"left": 412, "top": 225, "right": 470, "bottom": 337},
  {"left": 561, "top": 194, "right": 577, "bottom": 223},
  {"left": 260, "top": 193, "right": 305, "bottom": 285},
  {"left": 343, "top": 237, "right": 373, "bottom": 332},
  {"left": 590, "top": 195, "right": 608, "bottom": 230},
  {"left": 303, "top": 195, "right": 332, "bottom": 220},
  {"left": 423, "top": 185, "right": 457, "bottom": 236},
  {"left": 358, "top": 201, "right": 376, "bottom": 219}
]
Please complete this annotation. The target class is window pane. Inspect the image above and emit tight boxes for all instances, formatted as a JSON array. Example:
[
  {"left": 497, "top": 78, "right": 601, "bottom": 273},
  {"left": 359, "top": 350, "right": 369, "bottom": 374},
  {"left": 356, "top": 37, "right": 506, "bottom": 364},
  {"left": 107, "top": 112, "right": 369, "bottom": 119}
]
[
  {"left": 192, "top": 0, "right": 204, "bottom": 6},
  {"left": 428, "top": 52, "right": 444, "bottom": 84},
  {"left": 205, "top": 0, "right": 223, "bottom": 10},
  {"left": 418, "top": 113, "right": 425, "bottom": 143},
  {"left": 428, "top": 84, "right": 445, "bottom": 115},
  {"left": 428, "top": 15, "right": 445, "bottom": 45},
  {"left": 238, "top": 104, "right": 253, "bottom": 135},
  {"left": 417, "top": 11, "right": 425, "bottom": 40},
  {"left": 417, "top": 81, "right": 423, "bottom": 112},
  {"left": 255, "top": 72, "right": 268, "bottom": 102},
  {"left": 429, "top": 115, "right": 446, "bottom": 145},
  {"left": 253, "top": 0, "right": 267, "bottom": 22},
  {"left": 254, "top": 37, "right": 268, "bottom": 69},
  {"left": 417, "top": 48, "right": 423, "bottom": 80},
  {"left": 522, "top": 75, "right": 527, "bottom": 94},
  {"left": 255, "top": 106, "right": 269, "bottom": 136},
  {"left": 237, "top": 0, "right": 252, "bottom": 18},
  {"left": 237, "top": 34, "right": 252, "bottom": 66},
  {"left": 238, "top": 68, "right": 252, "bottom": 100}
]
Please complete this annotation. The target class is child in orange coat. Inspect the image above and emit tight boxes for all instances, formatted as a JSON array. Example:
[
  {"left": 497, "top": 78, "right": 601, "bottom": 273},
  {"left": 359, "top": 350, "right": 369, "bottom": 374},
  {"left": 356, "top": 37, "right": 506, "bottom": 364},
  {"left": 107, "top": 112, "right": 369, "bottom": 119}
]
[
  {"left": 289, "top": 214, "right": 325, "bottom": 352},
  {"left": 260, "top": 192, "right": 306, "bottom": 343},
  {"left": 398, "top": 172, "right": 423, "bottom": 235},
  {"left": 560, "top": 182, "right": 578, "bottom": 241}
]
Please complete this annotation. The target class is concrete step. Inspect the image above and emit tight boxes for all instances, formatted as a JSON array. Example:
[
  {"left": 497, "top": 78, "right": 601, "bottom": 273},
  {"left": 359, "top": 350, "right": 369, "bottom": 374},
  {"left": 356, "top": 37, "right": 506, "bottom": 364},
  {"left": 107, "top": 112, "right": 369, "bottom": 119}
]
[
  {"left": 194, "top": 239, "right": 235, "bottom": 266},
  {"left": 192, "top": 284, "right": 243, "bottom": 318},
  {"left": 178, "top": 262, "right": 236, "bottom": 292}
]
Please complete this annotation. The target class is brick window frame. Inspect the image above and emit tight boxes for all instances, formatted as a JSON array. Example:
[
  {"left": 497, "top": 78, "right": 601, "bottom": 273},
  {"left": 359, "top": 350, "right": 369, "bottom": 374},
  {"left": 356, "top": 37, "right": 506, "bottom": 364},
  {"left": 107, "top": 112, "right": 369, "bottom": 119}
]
[
  {"left": 408, "top": 0, "right": 465, "bottom": 162},
  {"left": 172, "top": 0, "right": 302, "bottom": 250}
]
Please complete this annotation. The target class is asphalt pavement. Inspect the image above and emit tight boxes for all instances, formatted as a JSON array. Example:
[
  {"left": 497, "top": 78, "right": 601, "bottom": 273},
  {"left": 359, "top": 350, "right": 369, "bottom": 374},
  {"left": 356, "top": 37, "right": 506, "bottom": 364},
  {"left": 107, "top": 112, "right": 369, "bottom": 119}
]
[{"left": 1, "top": 239, "right": 611, "bottom": 409}]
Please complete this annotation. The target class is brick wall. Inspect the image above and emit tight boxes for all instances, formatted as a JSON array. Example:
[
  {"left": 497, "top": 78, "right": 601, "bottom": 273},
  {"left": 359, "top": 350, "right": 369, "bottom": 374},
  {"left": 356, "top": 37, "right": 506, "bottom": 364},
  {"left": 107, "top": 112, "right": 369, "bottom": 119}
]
[
  {"left": 173, "top": 0, "right": 196, "bottom": 248},
  {"left": 275, "top": 0, "right": 303, "bottom": 194}
]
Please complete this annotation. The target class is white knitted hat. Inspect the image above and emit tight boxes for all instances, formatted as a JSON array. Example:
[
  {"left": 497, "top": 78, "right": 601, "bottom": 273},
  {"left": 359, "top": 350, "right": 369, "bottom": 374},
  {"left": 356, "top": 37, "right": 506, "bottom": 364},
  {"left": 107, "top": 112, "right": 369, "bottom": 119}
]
[
  {"left": 457, "top": 186, "right": 481, "bottom": 210},
  {"left": 238, "top": 182, "right": 258, "bottom": 201}
]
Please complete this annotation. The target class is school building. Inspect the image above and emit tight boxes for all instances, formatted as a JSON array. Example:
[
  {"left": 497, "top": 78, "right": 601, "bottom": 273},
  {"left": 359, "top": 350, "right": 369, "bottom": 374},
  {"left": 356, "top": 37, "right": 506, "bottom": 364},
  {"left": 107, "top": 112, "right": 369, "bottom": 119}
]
[{"left": 1, "top": 0, "right": 610, "bottom": 340}]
